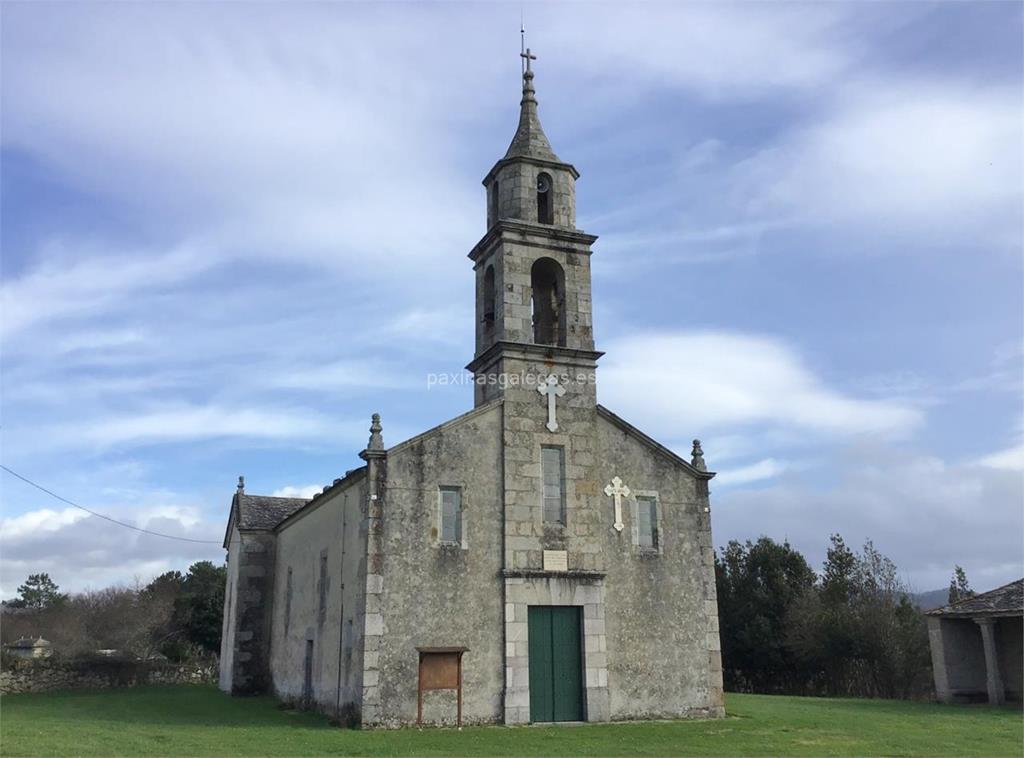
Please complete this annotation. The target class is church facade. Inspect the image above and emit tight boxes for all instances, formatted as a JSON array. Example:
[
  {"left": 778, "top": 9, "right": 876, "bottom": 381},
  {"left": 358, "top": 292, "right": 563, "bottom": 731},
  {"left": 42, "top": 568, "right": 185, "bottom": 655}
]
[{"left": 219, "top": 53, "right": 724, "bottom": 727}]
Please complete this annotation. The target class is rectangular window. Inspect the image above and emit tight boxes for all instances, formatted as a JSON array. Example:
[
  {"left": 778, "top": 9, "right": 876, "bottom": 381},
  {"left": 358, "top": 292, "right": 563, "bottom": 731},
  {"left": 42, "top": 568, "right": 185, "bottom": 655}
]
[
  {"left": 541, "top": 446, "right": 566, "bottom": 524},
  {"left": 637, "top": 496, "right": 659, "bottom": 549},
  {"left": 284, "top": 567, "right": 293, "bottom": 634},
  {"left": 439, "top": 486, "right": 462, "bottom": 544},
  {"left": 317, "top": 551, "right": 328, "bottom": 625}
]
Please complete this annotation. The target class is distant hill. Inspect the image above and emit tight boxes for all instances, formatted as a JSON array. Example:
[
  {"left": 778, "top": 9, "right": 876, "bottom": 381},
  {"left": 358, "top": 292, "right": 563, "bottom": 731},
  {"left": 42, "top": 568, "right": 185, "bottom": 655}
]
[{"left": 911, "top": 588, "right": 949, "bottom": 611}]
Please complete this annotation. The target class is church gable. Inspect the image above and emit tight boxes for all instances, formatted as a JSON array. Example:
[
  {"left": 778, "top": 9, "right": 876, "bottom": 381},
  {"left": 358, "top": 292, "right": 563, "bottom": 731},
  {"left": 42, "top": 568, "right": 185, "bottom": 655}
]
[{"left": 381, "top": 400, "right": 503, "bottom": 555}]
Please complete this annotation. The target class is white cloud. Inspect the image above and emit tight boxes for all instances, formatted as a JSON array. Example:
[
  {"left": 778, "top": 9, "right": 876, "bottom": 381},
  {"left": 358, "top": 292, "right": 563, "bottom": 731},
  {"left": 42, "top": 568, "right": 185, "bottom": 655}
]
[
  {"left": 272, "top": 359, "right": 416, "bottom": 393},
  {"left": 714, "top": 458, "right": 791, "bottom": 488},
  {"left": 600, "top": 331, "right": 923, "bottom": 439},
  {"left": 0, "top": 3, "right": 481, "bottom": 277},
  {"left": 1, "top": 245, "right": 213, "bottom": 340},
  {"left": 0, "top": 508, "right": 90, "bottom": 540},
  {"left": 0, "top": 504, "right": 223, "bottom": 597},
  {"left": 734, "top": 84, "right": 1022, "bottom": 247},
  {"left": 270, "top": 485, "right": 320, "bottom": 500},
  {"left": 80, "top": 405, "right": 331, "bottom": 448},
  {"left": 552, "top": 2, "right": 854, "bottom": 97},
  {"left": 976, "top": 444, "right": 1024, "bottom": 472}
]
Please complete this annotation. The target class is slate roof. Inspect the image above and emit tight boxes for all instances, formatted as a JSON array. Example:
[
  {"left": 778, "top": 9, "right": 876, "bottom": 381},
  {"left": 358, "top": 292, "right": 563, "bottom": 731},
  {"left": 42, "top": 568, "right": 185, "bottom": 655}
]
[
  {"left": 927, "top": 578, "right": 1023, "bottom": 618},
  {"left": 236, "top": 494, "right": 308, "bottom": 531}
]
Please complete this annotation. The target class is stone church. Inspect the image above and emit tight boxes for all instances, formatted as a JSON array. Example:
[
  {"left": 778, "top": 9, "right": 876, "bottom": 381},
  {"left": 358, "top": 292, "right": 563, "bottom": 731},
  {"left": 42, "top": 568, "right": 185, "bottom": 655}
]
[{"left": 219, "top": 51, "right": 724, "bottom": 727}]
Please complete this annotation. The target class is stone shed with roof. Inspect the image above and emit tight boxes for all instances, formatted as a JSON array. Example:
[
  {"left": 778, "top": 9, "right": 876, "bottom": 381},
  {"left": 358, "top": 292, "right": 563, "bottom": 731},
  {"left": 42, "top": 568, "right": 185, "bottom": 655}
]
[{"left": 926, "top": 578, "right": 1022, "bottom": 705}]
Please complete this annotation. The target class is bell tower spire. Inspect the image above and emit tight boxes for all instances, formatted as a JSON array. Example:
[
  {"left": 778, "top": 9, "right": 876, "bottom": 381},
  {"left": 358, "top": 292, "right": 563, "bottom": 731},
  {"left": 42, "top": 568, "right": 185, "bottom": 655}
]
[
  {"left": 468, "top": 49, "right": 601, "bottom": 407},
  {"left": 504, "top": 48, "right": 560, "bottom": 164}
]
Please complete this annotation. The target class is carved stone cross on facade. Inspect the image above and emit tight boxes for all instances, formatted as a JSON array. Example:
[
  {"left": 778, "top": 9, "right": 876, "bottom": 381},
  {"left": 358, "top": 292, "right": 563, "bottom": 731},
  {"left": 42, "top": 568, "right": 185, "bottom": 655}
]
[
  {"left": 604, "top": 476, "right": 631, "bottom": 532},
  {"left": 536, "top": 374, "right": 565, "bottom": 432}
]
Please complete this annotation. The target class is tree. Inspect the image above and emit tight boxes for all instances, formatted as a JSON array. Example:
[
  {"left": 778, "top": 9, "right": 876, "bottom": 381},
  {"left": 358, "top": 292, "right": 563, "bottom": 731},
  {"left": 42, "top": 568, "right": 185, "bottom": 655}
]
[
  {"left": 171, "top": 561, "right": 226, "bottom": 655},
  {"left": 715, "top": 537, "right": 817, "bottom": 693},
  {"left": 14, "top": 573, "right": 67, "bottom": 609},
  {"left": 948, "top": 565, "right": 974, "bottom": 605},
  {"left": 786, "top": 535, "right": 932, "bottom": 698}
]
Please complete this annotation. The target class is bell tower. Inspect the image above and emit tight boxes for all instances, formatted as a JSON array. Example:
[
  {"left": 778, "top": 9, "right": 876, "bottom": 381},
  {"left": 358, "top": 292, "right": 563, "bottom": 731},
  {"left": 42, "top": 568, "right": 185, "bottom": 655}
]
[{"left": 468, "top": 49, "right": 602, "bottom": 406}]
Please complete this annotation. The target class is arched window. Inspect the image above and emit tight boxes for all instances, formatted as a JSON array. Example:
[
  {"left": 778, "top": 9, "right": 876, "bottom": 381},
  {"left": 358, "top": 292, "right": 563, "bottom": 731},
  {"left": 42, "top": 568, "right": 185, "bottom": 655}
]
[
  {"left": 482, "top": 265, "right": 496, "bottom": 338},
  {"left": 530, "top": 257, "right": 566, "bottom": 346},
  {"left": 536, "top": 173, "right": 553, "bottom": 225},
  {"left": 489, "top": 181, "right": 500, "bottom": 226}
]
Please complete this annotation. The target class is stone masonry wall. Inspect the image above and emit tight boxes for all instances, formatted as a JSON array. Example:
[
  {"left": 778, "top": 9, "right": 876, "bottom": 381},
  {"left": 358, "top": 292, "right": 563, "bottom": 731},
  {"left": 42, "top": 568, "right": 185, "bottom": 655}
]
[
  {"left": 230, "top": 531, "right": 277, "bottom": 694},
  {"left": 270, "top": 475, "right": 366, "bottom": 719},
  {"left": 368, "top": 403, "right": 505, "bottom": 727},
  {"left": 597, "top": 414, "right": 724, "bottom": 720},
  {"left": 1, "top": 659, "right": 216, "bottom": 694}
]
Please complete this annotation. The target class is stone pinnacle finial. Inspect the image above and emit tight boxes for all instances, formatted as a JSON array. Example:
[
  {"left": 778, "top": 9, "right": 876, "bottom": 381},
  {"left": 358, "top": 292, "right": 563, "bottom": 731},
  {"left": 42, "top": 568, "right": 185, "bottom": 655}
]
[
  {"left": 237, "top": 475, "right": 245, "bottom": 494},
  {"left": 367, "top": 413, "right": 384, "bottom": 451},
  {"left": 691, "top": 440, "right": 706, "bottom": 472}
]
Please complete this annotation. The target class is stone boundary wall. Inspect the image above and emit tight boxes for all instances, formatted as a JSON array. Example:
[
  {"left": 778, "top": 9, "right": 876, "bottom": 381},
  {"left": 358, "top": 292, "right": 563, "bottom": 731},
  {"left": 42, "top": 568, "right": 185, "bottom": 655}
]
[{"left": 0, "top": 658, "right": 217, "bottom": 694}]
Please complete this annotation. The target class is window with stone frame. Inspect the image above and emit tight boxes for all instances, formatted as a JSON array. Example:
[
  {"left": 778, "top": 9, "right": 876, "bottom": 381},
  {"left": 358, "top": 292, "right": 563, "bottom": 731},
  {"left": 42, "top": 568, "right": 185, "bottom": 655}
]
[
  {"left": 438, "top": 486, "right": 463, "bottom": 545},
  {"left": 284, "top": 566, "right": 293, "bottom": 634},
  {"left": 635, "top": 493, "right": 661, "bottom": 552},
  {"left": 541, "top": 445, "right": 566, "bottom": 524}
]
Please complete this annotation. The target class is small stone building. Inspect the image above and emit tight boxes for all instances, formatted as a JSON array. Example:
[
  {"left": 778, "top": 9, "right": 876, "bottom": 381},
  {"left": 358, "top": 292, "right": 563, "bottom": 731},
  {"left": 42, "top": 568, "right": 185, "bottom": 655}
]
[
  {"left": 926, "top": 578, "right": 1023, "bottom": 704},
  {"left": 219, "top": 52, "right": 724, "bottom": 727},
  {"left": 4, "top": 637, "right": 52, "bottom": 660}
]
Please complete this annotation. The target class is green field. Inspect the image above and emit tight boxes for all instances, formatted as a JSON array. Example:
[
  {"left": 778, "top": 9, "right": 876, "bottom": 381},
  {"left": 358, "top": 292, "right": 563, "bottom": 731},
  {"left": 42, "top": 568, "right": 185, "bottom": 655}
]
[{"left": 1, "top": 685, "right": 1020, "bottom": 757}]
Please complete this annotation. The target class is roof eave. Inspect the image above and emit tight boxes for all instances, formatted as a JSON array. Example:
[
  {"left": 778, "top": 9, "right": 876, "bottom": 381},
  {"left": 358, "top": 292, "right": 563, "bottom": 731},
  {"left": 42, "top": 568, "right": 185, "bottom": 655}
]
[{"left": 596, "top": 405, "right": 715, "bottom": 481}]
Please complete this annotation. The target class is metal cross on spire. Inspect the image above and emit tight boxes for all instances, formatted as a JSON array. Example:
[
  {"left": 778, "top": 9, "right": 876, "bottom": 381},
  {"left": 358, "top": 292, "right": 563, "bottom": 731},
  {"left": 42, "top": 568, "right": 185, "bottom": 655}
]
[{"left": 521, "top": 47, "right": 537, "bottom": 75}]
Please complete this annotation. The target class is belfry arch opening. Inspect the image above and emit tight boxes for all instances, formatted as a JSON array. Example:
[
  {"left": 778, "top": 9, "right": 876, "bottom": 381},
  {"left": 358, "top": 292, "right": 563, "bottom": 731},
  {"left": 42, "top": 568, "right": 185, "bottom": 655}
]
[
  {"left": 537, "top": 173, "right": 553, "bottom": 225},
  {"left": 489, "top": 181, "right": 500, "bottom": 226},
  {"left": 530, "top": 257, "right": 566, "bottom": 346},
  {"left": 482, "top": 265, "right": 496, "bottom": 340}
]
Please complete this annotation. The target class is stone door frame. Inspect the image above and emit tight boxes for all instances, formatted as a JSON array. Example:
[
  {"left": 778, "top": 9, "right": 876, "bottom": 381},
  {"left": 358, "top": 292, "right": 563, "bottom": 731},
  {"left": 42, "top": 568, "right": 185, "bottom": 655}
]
[{"left": 502, "top": 572, "right": 609, "bottom": 724}]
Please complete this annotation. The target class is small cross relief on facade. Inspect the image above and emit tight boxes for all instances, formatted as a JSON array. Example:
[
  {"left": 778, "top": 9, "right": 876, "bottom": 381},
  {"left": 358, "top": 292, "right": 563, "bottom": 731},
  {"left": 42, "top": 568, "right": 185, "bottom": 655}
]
[
  {"left": 537, "top": 374, "right": 565, "bottom": 432},
  {"left": 604, "top": 476, "right": 631, "bottom": 532}
]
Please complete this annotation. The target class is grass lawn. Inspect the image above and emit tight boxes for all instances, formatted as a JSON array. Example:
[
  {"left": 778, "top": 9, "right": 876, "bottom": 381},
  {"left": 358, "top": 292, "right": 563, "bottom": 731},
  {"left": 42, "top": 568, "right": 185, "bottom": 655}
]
[{"left": 1, "top": 685, "right": 1020, "bottom": 757}]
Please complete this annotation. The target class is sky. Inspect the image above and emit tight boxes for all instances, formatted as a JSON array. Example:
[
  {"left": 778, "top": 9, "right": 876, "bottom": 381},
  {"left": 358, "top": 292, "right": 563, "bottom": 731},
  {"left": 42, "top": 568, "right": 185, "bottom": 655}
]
[{"left": 1, "top": 1, "right": 1022, "bottom": 598}]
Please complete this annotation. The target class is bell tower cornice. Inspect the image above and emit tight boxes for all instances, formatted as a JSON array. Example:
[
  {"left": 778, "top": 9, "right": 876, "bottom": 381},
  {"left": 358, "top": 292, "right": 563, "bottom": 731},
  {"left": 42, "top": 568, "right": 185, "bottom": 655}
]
[
  {"left": 483, "top": 155, "right": 580, "bottom": 188},
  {"left": 469, "top": 220, "right": 598, "bottom": 266}
]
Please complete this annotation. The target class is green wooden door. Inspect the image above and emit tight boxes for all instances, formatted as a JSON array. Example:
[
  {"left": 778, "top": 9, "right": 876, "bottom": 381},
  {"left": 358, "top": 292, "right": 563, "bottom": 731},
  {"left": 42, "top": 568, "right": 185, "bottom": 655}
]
[{"left": 528, "top": 606, "right": 583, "bottom": 722}]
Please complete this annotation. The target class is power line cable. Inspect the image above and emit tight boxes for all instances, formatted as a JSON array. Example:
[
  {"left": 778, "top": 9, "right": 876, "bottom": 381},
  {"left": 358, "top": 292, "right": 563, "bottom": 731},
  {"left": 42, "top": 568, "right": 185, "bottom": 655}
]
[{"left": 0, "top": 464, "right": 221, "bottom": 545}]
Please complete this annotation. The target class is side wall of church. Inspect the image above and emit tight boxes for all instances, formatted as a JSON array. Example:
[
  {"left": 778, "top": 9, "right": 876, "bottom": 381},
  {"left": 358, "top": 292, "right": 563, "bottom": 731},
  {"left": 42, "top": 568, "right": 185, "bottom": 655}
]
[
  {"left": 218, "top": 526, "right": 241, "bottom": 692},
  {"left": 597, "top": 415, "right": 724, "bottom": 719},
  {"left": 270, "top": 476, "right": 367, "bottom": 720},
  {"left": 367, "top": 403, "right": 505, "bottom": 726}
]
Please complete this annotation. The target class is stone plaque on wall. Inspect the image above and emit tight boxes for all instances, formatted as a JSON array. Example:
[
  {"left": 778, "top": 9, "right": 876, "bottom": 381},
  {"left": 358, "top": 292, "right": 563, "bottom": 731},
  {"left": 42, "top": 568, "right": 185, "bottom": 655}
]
[{"left": 543, "top": 550, "right": 568, "bottom": 572}]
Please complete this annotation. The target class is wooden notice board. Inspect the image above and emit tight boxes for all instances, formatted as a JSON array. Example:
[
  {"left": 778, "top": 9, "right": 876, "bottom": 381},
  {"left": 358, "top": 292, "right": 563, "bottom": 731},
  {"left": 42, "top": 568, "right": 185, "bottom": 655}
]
[{"left": 416, "top": 647, "right": 467, "bottom": 726}]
